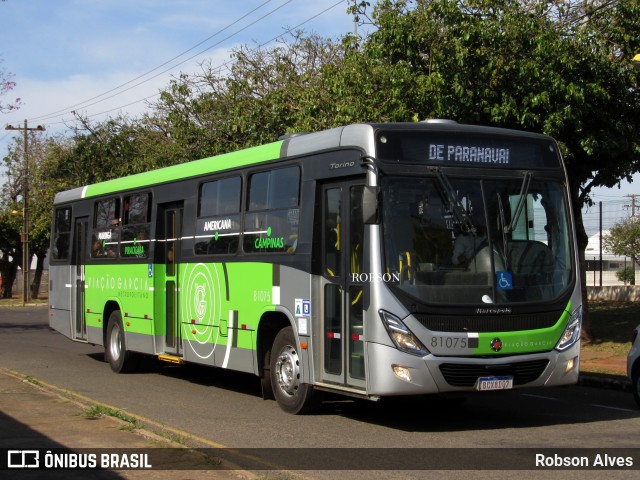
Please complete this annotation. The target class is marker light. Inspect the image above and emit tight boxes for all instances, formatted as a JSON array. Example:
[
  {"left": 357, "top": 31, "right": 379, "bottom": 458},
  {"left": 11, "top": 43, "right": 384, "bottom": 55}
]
[
  {"left": 379, "top": 310, "right": 429, "bottom": 356},
  {"left": 555, "top": 306, "right": 582, "bottom": 352}
]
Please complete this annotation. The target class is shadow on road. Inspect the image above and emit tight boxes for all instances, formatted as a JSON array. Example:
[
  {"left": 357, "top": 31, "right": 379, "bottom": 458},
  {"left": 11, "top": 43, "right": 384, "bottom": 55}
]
[{"left": 0, "top": 411, "right": 126, "bottom": 479}]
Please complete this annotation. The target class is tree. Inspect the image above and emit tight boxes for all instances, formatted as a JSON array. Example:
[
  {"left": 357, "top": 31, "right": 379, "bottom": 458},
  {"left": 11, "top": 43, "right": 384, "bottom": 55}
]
[
  {"left": 0, "top": 139, "right": 27, "bottom": 298},
  {"left": 0, "top": 56, "right": 22, "bottom": 113},
  {"left": 0, "top": 131, "right": 51, "bottom": 298},
  {"left": 0, "top": 54, "right": 22, "bottom": 297},
  {"left": 603, "top": 219, "right": 640, "bottom": 286},
  {"left": 340, "top": 0, "right": 640, "bottom": 339},
  {"left": 616, "top": 267, "right": 635, "bottom": 285},
  {"left": 151, "top": 32, "right": 347, "bottom": 155},
  {"left": 29, "top": 1, "right": 639, "bottom": 322},
  {"left": 0, "top": 212, "right": 20, "bottom": 298}
]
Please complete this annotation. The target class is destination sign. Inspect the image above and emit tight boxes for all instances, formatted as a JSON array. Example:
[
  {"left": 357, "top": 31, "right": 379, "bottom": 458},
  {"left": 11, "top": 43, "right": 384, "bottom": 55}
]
[
  {"left": 377, "top": 131, "right": 561, "bottom": 169},
  {"left": 428, "top": 143, "right": 510, "bottom": 165}
]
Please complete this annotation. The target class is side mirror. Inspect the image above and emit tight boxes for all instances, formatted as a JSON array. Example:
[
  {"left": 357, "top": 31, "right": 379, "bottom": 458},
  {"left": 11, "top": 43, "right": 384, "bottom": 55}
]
[{"left": 362, "top": 186, "right": 379, "bottom": 224}]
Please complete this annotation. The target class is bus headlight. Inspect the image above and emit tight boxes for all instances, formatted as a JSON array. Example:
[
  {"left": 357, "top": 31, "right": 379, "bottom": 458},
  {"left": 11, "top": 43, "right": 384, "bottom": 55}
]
[
  {"left": 379, "top": 310, "right": 429, "bottom": 357},
  {"left": 555, "top": 306, "right": 582, "bottom": 352}
]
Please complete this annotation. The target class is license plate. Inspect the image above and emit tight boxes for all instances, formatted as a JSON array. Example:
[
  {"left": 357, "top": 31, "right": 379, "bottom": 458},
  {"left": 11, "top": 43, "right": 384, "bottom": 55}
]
[{"left": 476, "top": 376, "right": 513, "bottom": 391}]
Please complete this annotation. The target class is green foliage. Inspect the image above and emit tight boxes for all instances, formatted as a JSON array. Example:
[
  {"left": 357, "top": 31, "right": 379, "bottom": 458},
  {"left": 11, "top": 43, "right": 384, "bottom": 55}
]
[
  {"left": 354, "top": 0, "right": 640, "bottom": 198},
  {"left": 2, "top": 0, "right": 639, "bottom": 302},
  {"left": 82, "top": 404, "right": 144, "bottom": 430},
  {"left": 603, "top": 219, "right": 640, "bottom": 265},
  {"left": 616, "top": 266, "right": 636, "bottom": 285},
  {"left": 0, "top": 132, "right": 56, "bottom": 297}
]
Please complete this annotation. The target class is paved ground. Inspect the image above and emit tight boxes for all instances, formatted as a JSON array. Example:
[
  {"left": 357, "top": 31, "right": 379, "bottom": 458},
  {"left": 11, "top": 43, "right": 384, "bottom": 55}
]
[
  {"left": 0, "top": 301, "right": 634, "bottom": 478},
  {"left": 0, "top": 354, "right": 633, "bottom": 476}
]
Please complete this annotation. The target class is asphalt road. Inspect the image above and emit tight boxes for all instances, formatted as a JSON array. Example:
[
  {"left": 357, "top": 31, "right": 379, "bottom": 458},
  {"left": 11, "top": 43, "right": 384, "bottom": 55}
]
[{"left": 1, "top": 306, "right": 639, "bottom": 479}]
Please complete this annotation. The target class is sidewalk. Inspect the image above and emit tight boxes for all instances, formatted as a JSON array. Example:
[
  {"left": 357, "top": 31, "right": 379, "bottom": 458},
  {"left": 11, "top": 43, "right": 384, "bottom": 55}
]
[{"left": 0, "top": 369, "right": 253, "bottom": 479}]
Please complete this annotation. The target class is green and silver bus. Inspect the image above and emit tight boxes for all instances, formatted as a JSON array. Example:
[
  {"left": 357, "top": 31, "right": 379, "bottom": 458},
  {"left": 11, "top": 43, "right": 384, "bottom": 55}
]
[{"left": 49, "top": 121, "right": 582, "bottom": 414}]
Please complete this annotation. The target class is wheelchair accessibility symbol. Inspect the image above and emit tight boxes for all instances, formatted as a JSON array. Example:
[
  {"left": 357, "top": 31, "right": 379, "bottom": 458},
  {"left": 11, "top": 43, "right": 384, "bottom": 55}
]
[{"left": 496, "top": 271, "right": 513, "bottom": 290}]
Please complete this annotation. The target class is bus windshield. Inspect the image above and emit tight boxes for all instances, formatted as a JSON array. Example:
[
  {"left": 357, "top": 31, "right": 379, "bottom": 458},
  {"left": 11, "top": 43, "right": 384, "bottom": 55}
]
[{"left": 381, "top": 174, "right": 573, "bottom": 305}]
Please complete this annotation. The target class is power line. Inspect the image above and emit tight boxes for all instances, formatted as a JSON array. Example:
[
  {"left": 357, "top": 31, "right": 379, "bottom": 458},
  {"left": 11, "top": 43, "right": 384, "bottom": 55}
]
[
  {"left": 39, "top": 0, "right": 347, "bottom": 126},
  {"left": 29, "top": 0, "right": 281, "bottom": 124}
]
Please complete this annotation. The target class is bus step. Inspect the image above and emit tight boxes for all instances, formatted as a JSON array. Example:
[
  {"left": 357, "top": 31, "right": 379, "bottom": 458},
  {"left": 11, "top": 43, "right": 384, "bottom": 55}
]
[{"left": 158, "top": 354, "right": 184, "bottom": 365}]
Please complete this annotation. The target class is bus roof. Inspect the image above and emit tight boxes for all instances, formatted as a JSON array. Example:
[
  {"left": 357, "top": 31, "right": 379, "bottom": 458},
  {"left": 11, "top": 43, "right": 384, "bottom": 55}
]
[{"left": 53, "top": 122, "right": 553, "bottom": 204}]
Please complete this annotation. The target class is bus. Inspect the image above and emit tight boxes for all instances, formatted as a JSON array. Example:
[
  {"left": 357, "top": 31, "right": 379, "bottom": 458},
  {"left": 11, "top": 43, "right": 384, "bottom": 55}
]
[{"left": 49, "top": 121, "right": 582, "bottom": 414}]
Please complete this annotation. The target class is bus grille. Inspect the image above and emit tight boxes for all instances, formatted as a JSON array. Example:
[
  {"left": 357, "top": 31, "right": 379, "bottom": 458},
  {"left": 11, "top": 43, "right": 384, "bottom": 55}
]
[
  {"left": 438, "top": 359, "right": 550, "bottom": 387},
  {"left": 414, "top": 311, "right": 562, "bottom": 332}
]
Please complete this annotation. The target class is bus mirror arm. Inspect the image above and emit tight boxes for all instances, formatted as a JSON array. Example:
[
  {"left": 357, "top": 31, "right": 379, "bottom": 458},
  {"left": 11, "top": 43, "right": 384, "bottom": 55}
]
[{"left": 362, "top": 185, "right": 380, "bottom": 224}]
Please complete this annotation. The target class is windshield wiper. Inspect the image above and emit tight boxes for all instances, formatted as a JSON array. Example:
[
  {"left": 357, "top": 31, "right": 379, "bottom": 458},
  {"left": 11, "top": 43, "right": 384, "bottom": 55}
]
[
  {"left": 432, "top": 168, "right": 477, "bottom": 234},
  {"left": 503, "top": 171, "right": 533, "bottom": 234}
]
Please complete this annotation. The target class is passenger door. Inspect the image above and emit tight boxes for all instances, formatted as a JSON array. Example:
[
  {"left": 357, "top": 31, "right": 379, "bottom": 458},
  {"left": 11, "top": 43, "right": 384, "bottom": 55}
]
[
  {"left": 157, "top": 203, "right": 183, "bottom": 355},
  {"left": 71, "top": 217, "right": 88, "bottom": 341},
  {"left": 320, "top": 180, "right": 366, "bottom": 390}
]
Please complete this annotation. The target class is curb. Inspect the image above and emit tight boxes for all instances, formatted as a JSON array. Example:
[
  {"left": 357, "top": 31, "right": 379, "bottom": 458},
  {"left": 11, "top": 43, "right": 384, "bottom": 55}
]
[{"left": 578, "top": 372, "right": 631, "bottom": 392}]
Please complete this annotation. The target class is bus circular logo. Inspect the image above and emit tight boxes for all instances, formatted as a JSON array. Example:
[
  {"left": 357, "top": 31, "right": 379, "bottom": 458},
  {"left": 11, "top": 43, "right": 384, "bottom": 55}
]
[
  {"left": 490, "top": 337, "right": 503, "bottom": 352},
  {"left": 194, "top": 284, "right": 207, "bottom": 321}
]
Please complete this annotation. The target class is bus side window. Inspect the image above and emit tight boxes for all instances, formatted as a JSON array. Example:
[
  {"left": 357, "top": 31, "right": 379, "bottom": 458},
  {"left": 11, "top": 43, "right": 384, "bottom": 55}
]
[
  {"left": 52, "top": 207, "right": 72, "bottom": 261},
  {"left": 350, "top": 185, "right": 364, "bottom": 275},
  {"left": 195, "top": 176, "right": 241, "bottom": 255},
  {"left": 91, "top": 197, "right": 120, "bottom": 259},
  {"left": 324, "top": 188, "right": 341, "bottom": 276},
  {"left": 120, "top": 192, "right": 151, "bottom": 259},
  {"left": 244, "top": 166, "right": 300, "bottom": 254}
]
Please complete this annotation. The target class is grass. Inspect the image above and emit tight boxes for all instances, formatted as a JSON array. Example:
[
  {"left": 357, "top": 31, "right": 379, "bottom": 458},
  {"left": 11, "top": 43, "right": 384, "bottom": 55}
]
[
  {"left": 82, "top": 404, "right": 145, "bottom": 431},
  {"left": 24, "top": 375, "right": 43, "bottom": 387},
  {"left": 0, "top": 297, "right": 48, "bottom": 307},
  {"left": 584, "top": 302, "right": 638, "bottom": 356}
]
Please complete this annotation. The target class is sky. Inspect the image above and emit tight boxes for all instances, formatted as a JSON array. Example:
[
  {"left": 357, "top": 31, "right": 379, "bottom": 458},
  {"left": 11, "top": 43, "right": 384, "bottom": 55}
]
[
  {"left": 0, "top": 0, "right": 358, "bottom": 147},
  {"left": 0, "top": 0, "right": 638, "bottom": 236}
]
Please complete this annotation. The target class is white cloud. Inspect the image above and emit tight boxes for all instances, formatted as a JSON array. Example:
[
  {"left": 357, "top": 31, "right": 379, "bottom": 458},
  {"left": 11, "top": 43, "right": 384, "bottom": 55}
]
[{"left": 0, "top": 0, "right": 357, "bottom": 157}]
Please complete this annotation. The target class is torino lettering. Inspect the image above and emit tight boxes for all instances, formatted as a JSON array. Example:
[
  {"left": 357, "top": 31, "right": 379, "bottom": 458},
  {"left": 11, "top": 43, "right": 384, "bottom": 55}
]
[{"left": 351, "top": 272, "right": 400, "bottom": 283}]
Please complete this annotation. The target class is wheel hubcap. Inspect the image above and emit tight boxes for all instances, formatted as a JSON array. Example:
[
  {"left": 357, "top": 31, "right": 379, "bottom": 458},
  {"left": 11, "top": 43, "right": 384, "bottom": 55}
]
[
  {"left": 109, "top": 323, "right": 122, "bottom": 360},
  {"left": 275, "top": 344, "right": 300, "bottom": 397}
]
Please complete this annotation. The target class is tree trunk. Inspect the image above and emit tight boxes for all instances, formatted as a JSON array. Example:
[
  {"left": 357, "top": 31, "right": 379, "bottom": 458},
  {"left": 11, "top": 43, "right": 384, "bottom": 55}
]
[
  {"left": 0, "top": 254, "right": 9, "bottom": 298},
  {"left": 1, "top": 261, "right": 19, "bottom": 299},
  {"left": 571, "top": 184, "right": 591, "bottom": 343}
]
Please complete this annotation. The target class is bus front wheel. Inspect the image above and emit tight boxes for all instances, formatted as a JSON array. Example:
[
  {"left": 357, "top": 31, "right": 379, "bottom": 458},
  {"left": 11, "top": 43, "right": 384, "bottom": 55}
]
[
  {"left": 270, "top": 326, "right": 318, "bottom": 414},
  {"left": 105, "top": 311, "right": 139, "bottom": 373}
]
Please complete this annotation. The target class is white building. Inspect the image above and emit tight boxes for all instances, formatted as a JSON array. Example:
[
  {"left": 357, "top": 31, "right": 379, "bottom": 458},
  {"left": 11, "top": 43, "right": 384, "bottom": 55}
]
[{"left": 584, "top": 230, "right": 638, "bottom": 286}]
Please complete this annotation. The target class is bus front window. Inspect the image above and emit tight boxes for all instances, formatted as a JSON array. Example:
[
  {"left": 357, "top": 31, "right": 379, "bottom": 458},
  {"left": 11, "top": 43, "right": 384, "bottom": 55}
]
[{"left": 381, "top": 176, "right": 573, "bottom": 305}]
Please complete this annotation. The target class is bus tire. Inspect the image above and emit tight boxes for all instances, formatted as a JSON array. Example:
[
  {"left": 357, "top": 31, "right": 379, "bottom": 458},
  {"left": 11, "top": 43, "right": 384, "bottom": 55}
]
[
  {"left": 105, "top": 310, "right": 139, "bottom": 373},
  {"left": 270, "top": 326, "right": 318, "bottom": 414}
]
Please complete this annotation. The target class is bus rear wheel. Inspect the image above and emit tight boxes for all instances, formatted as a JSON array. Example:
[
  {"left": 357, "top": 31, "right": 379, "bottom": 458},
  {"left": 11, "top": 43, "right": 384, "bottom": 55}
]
[
  {"left": 105, "top": 310, "right": 139, "bottom": 373},
  {"left": 270, "top": 326, "right": 318, "bottom": 414}
]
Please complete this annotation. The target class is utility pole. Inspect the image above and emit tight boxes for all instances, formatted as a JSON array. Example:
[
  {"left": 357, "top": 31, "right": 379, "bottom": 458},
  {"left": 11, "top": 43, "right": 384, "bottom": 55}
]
[
  {"left": 624, "top": 194, "right": 640, "bottom": 220},
  {"left": 623, "top": 193, "right": 640, "bottom": 285},
  {"left": 4, "top": 120, "right": 45, "bottom": 305}
]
